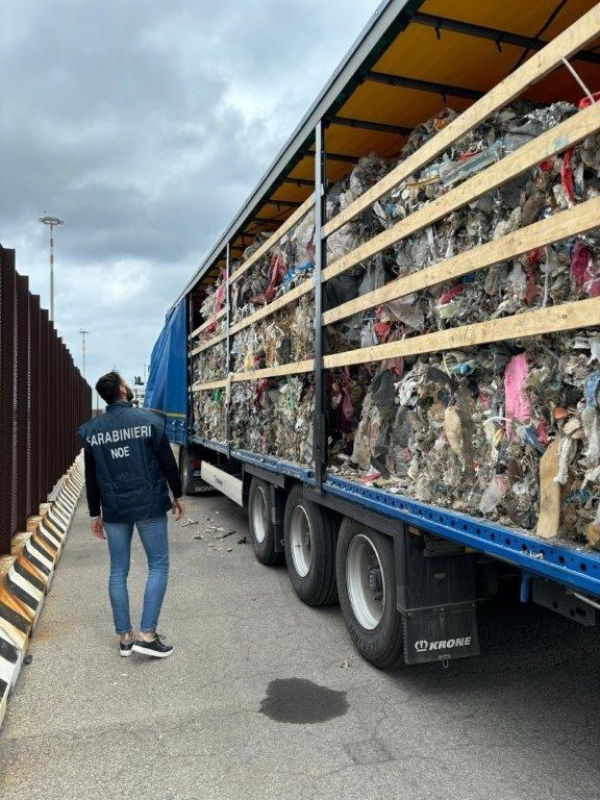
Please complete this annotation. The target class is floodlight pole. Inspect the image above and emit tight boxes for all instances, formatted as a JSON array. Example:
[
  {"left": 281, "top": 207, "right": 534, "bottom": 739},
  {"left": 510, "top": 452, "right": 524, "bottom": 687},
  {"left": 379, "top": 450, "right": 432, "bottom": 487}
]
[
  {"left": 39, "top": 215, "right": 64, "bottom": 322},
  {"left": 79, "top": 329, "right": 89, "bottom": 379}
]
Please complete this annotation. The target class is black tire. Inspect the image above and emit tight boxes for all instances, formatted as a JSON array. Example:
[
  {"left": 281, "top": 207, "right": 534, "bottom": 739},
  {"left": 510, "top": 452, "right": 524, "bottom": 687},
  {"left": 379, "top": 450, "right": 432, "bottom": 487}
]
[
  {"left": 248, "top": 478, "right": 282, "bottom": 566},
  {"left": 283, "top": 485, "right": 337, "bottom": 607},
  {"left": 180, "top": 448, "right": 194, "bottom": 496},
  {"left": 336, "top": 518, "right": 404, "bottom": 669}
]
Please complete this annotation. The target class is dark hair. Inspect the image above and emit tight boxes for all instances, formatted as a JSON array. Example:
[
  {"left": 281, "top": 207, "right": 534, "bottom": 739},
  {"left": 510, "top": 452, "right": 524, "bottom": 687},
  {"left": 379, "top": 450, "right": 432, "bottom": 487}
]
[{"left": 95, "top": 371, "right": 123, "bottom": 404}]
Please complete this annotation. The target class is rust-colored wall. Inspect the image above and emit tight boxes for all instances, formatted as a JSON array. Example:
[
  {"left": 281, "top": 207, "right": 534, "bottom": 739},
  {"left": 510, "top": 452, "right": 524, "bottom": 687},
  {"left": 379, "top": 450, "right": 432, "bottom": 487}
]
[{"left": 0, "top": 247, "right": 91, "bottom": 554}]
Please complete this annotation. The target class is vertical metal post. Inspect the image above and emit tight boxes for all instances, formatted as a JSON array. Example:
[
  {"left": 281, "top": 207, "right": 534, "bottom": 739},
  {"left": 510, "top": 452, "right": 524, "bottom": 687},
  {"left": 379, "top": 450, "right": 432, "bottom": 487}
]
[
  {"left": 187, "top": 293, "right": 194, "bottom": 334},
  {"left": 313, "top": 121, "right": 327, "bottom": 491},
  {"left": 0, "top": 249, "right": 16, "bottom": 554},
  {"left": 60, "top": 342, "right": 67, "bottom": 475},
  {"left": 58, "top": 341, "right": 64, "bottom": 475},
  {"left": 29, "top": 294, "right": 41, "bottom": 519},
  {"left": 15, "top": 275, "right": 30, "bottom": 533},
  {"left": 48, "top": 323, "right": 59, "bottom": 491},
  {"left": 225, "top": 244, "right": 232, "bottom": 457},
  {"left": 39, "top": 309, "right": 50, "bottom": 496}
]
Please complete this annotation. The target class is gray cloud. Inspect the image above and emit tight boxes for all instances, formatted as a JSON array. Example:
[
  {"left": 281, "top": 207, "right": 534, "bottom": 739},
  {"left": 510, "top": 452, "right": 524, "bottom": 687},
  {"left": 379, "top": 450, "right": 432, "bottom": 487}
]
[{"left": 2, "top": 0, "right": 376, "bottom": 392}]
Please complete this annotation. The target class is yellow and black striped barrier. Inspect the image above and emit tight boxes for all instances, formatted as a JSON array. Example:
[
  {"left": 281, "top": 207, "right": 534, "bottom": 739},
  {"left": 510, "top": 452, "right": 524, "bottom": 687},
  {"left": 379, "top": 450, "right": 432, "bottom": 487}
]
[{"left": 0, "top": 455, "right": 84, "bottom": 726}]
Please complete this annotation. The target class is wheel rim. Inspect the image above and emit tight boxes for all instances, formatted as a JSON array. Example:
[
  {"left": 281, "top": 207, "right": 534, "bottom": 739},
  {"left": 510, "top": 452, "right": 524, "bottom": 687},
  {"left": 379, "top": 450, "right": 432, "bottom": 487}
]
[
  {"left": 251, "top": 487, "right": 268, "bottom": 544},
  {"left": 290, "top": 505, "right": 312, "bottom": 577},
  {"left": 346, "top": 534, "right": 385, "bottom": 630}
]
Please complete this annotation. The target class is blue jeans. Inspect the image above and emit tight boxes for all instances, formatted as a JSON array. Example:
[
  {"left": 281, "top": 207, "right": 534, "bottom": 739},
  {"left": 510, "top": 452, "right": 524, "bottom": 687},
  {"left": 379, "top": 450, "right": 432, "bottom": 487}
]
[{"left": 103, "top": 515, "right": 169, "bottom": 634}]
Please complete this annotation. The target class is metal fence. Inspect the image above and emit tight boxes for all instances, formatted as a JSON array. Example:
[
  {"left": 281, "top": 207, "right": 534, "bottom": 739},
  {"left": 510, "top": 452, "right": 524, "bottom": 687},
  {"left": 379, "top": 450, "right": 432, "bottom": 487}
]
[{"left": 0, "top": 247, "right": 91, "bottom": 555}]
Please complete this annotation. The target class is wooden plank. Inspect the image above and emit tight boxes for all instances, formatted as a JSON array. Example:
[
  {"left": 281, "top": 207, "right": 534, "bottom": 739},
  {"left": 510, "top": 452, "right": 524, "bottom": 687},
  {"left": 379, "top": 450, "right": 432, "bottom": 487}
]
[
  {"left": 323, "top": 298, "right": 600, "bottom": 369},
  {"left": 193, "top": 359, "right": 315, "bottom": 391},
  {"left": 322, "top": 5, "right": 600, "bottom": 239},
  {"left": 323, "top": 102, "right": 600, "bottom": 283},
  {"left": 189, "top": 331, "right": 228, "bottom": 357},
  {"left": 536, "top": 440, "right": 562, "bottom": 540},
  {"left": 192, "top": 379, "right": 227, "bottom": 393},
  {"left": 229, "top": 279, "right": 314, "bottom": 337},
  {"left": 231, "top": 359, "right": 314, "bottom": 382},
  {"left": 322, "top": 197, "right": 600, "bottom": 325},
  {"left": 229, "top": 196, "right": 314, "bottom": 286},
  {"left": 188, "top": 308, "right": 226, "bottom": 341}
]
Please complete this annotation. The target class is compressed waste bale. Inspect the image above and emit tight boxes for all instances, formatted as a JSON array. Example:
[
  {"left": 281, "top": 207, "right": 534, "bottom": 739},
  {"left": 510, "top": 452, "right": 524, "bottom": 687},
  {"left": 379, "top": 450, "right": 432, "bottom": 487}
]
[
  {"left": 323, "top": 98, "right": 599, "bottom": 548},
  {"left": 190, "top": 272, "right": 227, "bottom": 349},
  {"left": 328, "top": 101, "right": 600, "bottom": 352},
  {"left": 231, "top": 294, "right": 314, "bottom": 373},
  {"left": 191, "top": 97, "right": 600, "bottom": 548},
  {"left": 229, "top": 377, "right": 314, "bottom": 464},
  {"left": 192, "top": 389, "right": 227, "bottom": 443},
  {"left": 330, "top": 329, "right": 600, "bottom": 547},
  {"left": 191, "top": 339, "right": 227, "bottom": 385},
  {"left": 325, "top": 154, "right": 394, "bottom": 310},
  {"left": 231, "top": 210, "right": 316, "bottom": 325},
  {"left": 229, "top": 152, "right": 394, "bottom": 327}
]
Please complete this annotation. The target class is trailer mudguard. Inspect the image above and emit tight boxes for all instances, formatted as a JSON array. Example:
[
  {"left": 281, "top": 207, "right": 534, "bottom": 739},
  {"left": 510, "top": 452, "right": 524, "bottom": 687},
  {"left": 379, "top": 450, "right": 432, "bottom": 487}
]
[{"left": 396, "top": 530, "right": 480, "bottom": 665}]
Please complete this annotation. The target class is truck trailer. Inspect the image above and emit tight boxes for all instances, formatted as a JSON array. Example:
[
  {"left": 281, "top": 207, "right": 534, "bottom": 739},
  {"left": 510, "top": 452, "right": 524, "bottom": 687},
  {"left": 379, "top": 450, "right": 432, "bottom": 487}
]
[{"left": 145, "top": 0, "right": 600, "bottom": 668}]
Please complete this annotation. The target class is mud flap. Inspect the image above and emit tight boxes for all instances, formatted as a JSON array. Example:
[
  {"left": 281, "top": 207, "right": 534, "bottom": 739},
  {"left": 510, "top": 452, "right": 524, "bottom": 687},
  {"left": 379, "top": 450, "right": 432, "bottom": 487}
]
[
  {"left": 272, "top": 485, "right": 286, "bottom": 553},
  {"left": 403, "top": 605, "right": 480, "bottom": 664},
  {"left": 396, "top": 529, "right": 480, "bottom": 665}
]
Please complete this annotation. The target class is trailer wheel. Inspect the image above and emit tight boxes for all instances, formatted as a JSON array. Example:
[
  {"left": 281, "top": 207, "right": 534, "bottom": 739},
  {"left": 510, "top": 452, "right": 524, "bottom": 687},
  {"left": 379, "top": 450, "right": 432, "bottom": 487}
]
[
  {"left": 248, "top": 478, "right": 281, "bottom": 566},
  {"left": 283, "top": 485, "right": 337, "bottom": 607},
  {"left": 336, "top": 519, "right": 403, "bottom": 669}
]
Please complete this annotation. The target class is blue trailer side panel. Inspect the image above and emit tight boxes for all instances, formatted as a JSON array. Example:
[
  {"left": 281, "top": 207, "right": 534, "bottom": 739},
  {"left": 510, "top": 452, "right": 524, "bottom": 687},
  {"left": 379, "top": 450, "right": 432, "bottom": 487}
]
[{"left": 145, "top": 299, "right": 188, "bottom": 445}]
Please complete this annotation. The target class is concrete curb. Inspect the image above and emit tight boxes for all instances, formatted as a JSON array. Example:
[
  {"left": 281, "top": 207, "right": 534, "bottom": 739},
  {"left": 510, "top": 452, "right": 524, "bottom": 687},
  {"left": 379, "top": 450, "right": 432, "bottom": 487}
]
[{"left": 0, "top": 454, "right": 84, "bottom": 726}]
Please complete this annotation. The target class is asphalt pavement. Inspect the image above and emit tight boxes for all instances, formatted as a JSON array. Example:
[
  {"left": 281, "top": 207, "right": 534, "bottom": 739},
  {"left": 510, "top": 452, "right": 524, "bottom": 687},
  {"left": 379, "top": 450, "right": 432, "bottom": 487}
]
[{"left": 1, "top": 491, "right": 600, "bottom": 800}]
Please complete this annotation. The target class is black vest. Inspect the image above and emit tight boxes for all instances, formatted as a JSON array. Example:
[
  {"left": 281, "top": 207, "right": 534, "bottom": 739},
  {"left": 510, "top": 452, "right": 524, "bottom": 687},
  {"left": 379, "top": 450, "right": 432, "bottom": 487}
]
[{"left": 78, "top": 403, "right": 172, "bottom": 523}]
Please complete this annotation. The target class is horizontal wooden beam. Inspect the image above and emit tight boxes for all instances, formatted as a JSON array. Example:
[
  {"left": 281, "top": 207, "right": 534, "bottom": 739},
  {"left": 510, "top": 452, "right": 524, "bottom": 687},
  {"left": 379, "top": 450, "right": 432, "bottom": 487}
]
[
  {"left": 229, "top": 279, "right": 313, "bottom": 337},
  {"left": 189, "top": 331, "right": 227, "bottom": 357},
  {"left": 322, "top": 197, "right": 600, "bottom": 325},
  {"left": 229, "top": 195, "right": 314, "bottom": 286},
  {"left": 322, "top": 5, "right": 600, "bottom": 239},
  {"left": 323, "top": 101, "right": 600, "bottom": 282},
  {"left": 188, "top": 307, "right": 226, "bottom": 340},
  {"left": 323, "top": 298, "right": 600, "bottom": 370},
  {"left": 192, "top": 359, "right": 315, "bottom": 391},
  {"left": 192, "top": 379, "right": 227, "bottom": 392},
  {"left": 231, "top": 359, "right": 314, "bottom": 383}
]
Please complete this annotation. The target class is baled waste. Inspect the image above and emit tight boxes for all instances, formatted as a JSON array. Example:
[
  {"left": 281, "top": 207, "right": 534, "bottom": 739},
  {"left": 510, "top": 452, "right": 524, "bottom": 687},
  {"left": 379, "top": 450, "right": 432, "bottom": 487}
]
[{"left": 190, "top": 97, "right": 600, "bottom": 549}]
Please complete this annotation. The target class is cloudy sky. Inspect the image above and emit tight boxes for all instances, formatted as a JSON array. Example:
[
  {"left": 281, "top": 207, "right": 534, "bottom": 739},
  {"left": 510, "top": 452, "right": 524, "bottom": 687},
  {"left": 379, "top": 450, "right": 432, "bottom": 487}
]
[{"left": 2, "top": 0, "right": 378, "bottom": 401}]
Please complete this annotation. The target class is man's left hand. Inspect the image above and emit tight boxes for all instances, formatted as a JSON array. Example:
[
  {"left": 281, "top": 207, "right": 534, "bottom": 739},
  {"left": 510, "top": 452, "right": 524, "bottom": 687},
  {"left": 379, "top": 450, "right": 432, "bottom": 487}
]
[
  {"left": 172, "top": 498, "right": 185, "bottom": 521},
  {"left": 90, "top": 517, "right": 106, "bottom": 540}
]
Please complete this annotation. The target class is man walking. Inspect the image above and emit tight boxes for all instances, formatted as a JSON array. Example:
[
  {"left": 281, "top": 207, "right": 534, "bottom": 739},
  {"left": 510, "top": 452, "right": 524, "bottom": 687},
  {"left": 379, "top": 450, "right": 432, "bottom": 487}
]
[{"left": 78, "top": 371, "right": 185, "bottom": 658}]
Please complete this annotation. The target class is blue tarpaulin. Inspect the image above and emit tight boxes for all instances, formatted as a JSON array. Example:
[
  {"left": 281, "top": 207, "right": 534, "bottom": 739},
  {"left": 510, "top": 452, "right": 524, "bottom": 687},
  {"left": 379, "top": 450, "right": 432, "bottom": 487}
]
[{"left": 144, "top": 299, "right": 188, "bottom": 445}]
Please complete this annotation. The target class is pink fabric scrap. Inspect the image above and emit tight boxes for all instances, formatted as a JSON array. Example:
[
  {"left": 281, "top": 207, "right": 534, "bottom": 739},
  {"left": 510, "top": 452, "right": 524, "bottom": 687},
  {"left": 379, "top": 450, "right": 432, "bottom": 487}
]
[{"left": 504, "top": 353, "right": 531, "bottom": 438}]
